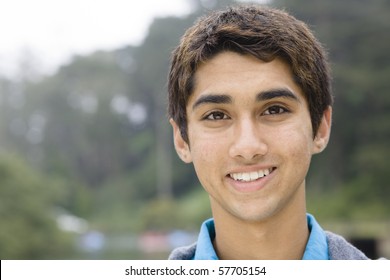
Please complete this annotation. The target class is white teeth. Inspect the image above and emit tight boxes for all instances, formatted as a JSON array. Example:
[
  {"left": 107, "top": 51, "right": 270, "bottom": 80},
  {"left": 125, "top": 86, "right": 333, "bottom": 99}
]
[
  {"left": 258, "top": 170, "right": 264, "bottom": 178},
  {"left": 249, "top": 172, "right": 258, "bottom": 180},
  {"left": 242, "top": 173, "right": 251, "bottom": 181},
  {"left": 230, "top": 168, "right": 273, "bottom": 182}
]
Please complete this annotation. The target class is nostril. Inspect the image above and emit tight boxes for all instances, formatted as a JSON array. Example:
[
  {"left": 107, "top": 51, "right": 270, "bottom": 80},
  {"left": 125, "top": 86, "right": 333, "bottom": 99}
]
[
  {"left": 228, "top": 121, "right": 268, "bottom": 159},
  {"left": 229, "top": 141, "right": 268, "bottom": 160}
]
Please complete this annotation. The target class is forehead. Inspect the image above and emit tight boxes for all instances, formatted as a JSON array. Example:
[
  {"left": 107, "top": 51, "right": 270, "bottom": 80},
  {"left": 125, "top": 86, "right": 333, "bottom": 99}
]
[{"left": 189, "top": 51, "right": 303, "bottom": 104}]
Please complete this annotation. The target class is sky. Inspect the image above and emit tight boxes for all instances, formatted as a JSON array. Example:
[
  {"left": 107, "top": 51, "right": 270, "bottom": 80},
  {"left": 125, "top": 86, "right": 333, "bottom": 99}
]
[{"left": 0, "top": 0, "right": 194, "bottom": 78}]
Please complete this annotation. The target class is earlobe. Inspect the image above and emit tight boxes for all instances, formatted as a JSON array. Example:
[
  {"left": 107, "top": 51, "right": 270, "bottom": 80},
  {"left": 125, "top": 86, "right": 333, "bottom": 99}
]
[
  {"left": 313, "top": 106, "right": 332, "bottom": 154},
  {"left": 169, "top": 118, "right": 192, "bottom": 163}
]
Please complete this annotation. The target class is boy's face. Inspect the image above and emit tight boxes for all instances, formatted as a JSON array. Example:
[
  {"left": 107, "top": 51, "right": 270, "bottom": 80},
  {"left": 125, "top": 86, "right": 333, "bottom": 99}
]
[{"left": 171, "top": 51, "right": 331, "bottom": 223}]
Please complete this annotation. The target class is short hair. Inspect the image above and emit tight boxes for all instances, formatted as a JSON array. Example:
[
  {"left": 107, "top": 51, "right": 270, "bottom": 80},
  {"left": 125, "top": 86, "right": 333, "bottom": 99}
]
[{"left": 168, "top": 5, "right": 333, "bottom": 143}]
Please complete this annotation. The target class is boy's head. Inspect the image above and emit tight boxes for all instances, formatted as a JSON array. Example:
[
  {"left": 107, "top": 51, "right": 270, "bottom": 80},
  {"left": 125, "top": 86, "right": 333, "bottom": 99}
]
[{"left": 168, "top": 5, "right": 333, "bottom": 143}]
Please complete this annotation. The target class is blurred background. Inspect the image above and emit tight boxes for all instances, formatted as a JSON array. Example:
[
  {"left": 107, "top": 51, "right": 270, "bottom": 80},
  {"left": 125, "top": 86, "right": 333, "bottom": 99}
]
[{"left": 0, "top": 0, "right": 389, "bottom": 259}]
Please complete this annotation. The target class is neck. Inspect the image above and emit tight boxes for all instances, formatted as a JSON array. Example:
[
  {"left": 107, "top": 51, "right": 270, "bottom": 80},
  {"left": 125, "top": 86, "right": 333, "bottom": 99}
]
[{"left": 211, "top": 187, "right": 309, "bottom": 260}]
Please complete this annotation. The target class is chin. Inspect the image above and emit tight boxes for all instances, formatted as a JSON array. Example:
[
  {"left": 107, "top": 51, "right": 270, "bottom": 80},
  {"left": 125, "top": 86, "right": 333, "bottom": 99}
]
[{"left": 230, "top": 204, "right": 279, "bottom": 223}]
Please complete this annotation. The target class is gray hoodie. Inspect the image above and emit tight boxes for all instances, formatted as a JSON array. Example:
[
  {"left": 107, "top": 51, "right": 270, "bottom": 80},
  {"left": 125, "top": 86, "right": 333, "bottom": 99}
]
[{"left": 169, "top": 231, "right": 369, "bottom": 260}]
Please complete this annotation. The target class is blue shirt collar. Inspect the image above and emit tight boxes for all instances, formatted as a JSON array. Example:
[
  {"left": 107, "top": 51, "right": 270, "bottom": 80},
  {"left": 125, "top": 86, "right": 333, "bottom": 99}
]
[
  {"left": 302, "top": 213, "right": 329, "bottom": 260},
  {"left": 193, "top": 218, "right": 218, "bottom": 260},
  {"left": 193, "top": 213, "right": 329, "bottom": 260}
]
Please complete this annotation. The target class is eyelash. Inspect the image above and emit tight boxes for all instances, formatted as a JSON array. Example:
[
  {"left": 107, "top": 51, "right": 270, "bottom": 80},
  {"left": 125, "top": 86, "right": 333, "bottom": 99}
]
[
  {"left": 203, "top": 105, "right": 289, "bottom": 121},
  {"left": 263, "top": 105, "right": 290, "bottom": 115},
  {"left": 204, "top": 111, "right": 229, "bottom": 120}
]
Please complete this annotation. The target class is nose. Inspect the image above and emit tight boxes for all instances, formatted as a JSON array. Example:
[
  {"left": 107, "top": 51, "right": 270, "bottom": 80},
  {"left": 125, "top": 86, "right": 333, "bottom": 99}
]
[{"left": 229, "top": 117, "right": 268, "bottom": 161}]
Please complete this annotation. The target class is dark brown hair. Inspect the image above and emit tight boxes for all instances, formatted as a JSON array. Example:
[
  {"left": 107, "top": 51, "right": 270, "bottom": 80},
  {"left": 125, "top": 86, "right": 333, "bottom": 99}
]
[{"left": 168, "top": 5, "right": 333, "bottom": 143}]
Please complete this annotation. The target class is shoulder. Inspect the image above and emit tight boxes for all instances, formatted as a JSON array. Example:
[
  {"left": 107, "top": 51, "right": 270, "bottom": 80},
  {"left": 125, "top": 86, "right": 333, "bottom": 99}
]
[
  {"left": 326, "top": 231, "right": 369, "bottom": 260},
  {"left": 168, "top": 243, "right": 197, "bottom": 260}
]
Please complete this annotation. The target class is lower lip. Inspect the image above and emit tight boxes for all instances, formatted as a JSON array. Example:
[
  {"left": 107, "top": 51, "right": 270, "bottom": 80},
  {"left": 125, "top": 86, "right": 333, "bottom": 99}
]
[{"left": 227, "top": 169, "right": 276, "bottom": 193}]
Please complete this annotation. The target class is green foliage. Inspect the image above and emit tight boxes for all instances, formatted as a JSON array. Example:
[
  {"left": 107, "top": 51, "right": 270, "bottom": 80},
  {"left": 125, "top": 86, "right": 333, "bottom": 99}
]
[
  {"left": 308, "top": 176, "right": 390, "bottom": 221},
  {"left": 0, "top": 153, "right": 75, "bottom": 259},
  {"left": 175, "top": 188, "right": 212, "bottom": 230},
  {"left": 138, "top": 188, "right": 211, "bottom": 232}
]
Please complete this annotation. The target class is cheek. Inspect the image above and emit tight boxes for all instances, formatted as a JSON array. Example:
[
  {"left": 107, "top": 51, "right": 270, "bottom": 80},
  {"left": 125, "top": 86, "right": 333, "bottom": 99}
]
[
  {"left": 188, "top": 131, "right": 227, "bottom": 185},
  {"left": 191, "top": 145, "right": 218, "bottom": 194},
  {"left": 188, "top": 125, "right": 224, "bottom": 161},
  {"left": 272, "top": 122, "right": 314, "bottom": 163},
  {"left": 190, "top": 137, "right": 220, "bottom": 165}
]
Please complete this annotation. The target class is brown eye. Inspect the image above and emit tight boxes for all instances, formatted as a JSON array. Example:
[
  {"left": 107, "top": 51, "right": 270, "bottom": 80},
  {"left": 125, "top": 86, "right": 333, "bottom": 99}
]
[
  {"left": 263, "top": 105, "right": 287, "bottom": 115},
  {"left": 205, "top": 111, "right": 228, "bottom": 120}
]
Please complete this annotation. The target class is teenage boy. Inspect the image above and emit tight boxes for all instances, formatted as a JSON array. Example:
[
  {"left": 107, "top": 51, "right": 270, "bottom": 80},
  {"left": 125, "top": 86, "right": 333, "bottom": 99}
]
[{"left": 167, "top": 5, "right": 369, "bottom": 260}]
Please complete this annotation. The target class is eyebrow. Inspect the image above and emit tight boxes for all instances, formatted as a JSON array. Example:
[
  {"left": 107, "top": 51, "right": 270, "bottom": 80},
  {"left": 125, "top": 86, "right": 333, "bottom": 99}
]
[
  {"left": 191, "top": 88, "right": 300, "bottom": 111},
  {"left": 192, "top": 94, "right": 232, "bottom": 110},
  {"left": 256, "top": 89, "right": 300, "bottom": 103}
]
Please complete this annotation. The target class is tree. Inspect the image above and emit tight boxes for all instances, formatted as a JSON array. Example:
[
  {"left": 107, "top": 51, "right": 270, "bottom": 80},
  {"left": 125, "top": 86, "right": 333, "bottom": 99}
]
[{"left": 0, "top": 153, "right": 74, "bottom": 259}]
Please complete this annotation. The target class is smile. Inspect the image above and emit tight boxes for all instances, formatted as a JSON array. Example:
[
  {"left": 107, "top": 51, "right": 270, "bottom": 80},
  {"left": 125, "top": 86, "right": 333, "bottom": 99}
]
[{"left": 229, "top": 168, "right": 275, "bottom": 182}]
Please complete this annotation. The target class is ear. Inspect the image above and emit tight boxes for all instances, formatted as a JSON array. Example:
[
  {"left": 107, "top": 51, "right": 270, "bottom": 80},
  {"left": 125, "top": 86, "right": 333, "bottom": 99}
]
[
  {"left": 312, "top": 106, "right": 332, "bottom": 154},
  {"left": 169, "top": 118, "right": 192, "bottom": 163}
]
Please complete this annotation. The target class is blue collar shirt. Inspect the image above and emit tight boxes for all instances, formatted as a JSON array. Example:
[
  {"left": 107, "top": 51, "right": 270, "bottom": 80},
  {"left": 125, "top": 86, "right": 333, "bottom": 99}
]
[{"left": 193, "top": 213, "right": 329, "bottom": 260}]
